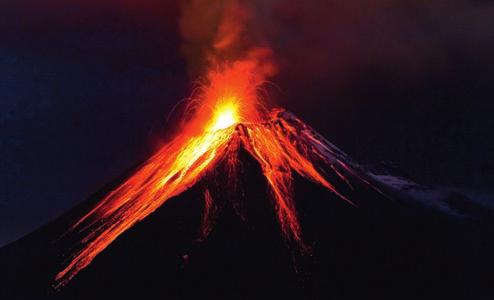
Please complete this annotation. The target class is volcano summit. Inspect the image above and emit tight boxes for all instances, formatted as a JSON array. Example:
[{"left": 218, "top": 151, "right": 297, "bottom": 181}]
[{"left": 54, "top": 58, "right": 380, "bottom": 287}]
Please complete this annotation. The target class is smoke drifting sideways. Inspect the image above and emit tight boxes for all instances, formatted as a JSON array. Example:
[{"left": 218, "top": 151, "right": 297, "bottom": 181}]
[
  {"left": 264, "top": 0, "right": 494, "bottom": 188},
  {"left": 178, "top": 0, "right": 494, "bottom": 86},
  {"left": 176, "top": 0, "right": 494, "bottom": 188}
]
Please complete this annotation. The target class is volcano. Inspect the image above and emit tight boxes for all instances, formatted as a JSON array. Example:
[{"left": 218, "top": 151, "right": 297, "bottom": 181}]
[
  {"left": 2, "top": 103, "right": 494, "bottom": 299},
  {"left": 2, "top": 5, "right": 494, "bottom": 297},
  {"left": 46, "top": 56, "right": 395, "bottom": 288}
]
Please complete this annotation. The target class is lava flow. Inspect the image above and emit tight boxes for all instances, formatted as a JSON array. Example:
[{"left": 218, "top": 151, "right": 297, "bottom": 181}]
[{"left": 54, "top": 55, "right": 375, "bottom": 288}]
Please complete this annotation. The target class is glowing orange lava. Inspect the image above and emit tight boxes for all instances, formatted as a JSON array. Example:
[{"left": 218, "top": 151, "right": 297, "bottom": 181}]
[{"left": 54, "top": 57, "right": 368, "bottom": 289}]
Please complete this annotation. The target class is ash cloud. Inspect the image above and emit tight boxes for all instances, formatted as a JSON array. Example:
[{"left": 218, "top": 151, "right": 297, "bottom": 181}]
[
  {"left": 217, "top": 0, "right": 494, "bottom": 188},
  {"left": 179, "top": 0, "right": 494, "bottom": 82},
  {"left": 179, "top": 0, "right": 249, "bottom": 76}
]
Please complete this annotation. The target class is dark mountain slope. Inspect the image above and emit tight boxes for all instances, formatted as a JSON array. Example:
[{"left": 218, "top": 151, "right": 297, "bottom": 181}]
[{"left": 1, "top": 148, "right": 493, "bottom": 300}]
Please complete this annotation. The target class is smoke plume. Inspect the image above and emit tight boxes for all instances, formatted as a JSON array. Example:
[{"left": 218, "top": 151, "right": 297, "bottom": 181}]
[{"left": 179, "top": 0, "right": 276, "bottom": 80}]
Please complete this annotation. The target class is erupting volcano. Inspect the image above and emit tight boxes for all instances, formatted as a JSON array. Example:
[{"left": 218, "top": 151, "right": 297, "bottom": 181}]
[
  {"left": 50, "top": 0, "right": 394, "bottom": 286},
  {"left": 54, "top": 53, "right": 379, "bottom": 287},
  {"left": 2, "top": 2, "right": 494, "bottom": 299}
]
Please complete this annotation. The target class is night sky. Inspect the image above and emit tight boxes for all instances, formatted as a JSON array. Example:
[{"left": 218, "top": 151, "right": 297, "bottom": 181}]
[{"left": 1, "top": 0, "right": 494, "bottom": 246}]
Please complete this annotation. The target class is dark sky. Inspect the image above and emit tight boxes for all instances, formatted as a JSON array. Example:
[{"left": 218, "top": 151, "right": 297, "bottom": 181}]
[{"left": 1, "top": 0, "right": 494, "bottom": 246}]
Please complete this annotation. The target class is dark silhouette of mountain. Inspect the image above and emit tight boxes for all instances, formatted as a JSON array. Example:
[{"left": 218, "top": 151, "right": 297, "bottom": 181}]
[{"left": 1, "top": 147, "right": 493, "bottom": 300}]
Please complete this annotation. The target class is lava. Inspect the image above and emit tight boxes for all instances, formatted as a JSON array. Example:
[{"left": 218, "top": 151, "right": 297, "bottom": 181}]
[{"left": 54, "top": 58, "right": 365, "bottom": 287}]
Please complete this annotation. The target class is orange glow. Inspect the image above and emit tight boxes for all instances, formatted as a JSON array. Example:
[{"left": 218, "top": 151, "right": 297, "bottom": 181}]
[{"left": 209, "top": 98, "right": 239, "bottom": 130}]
